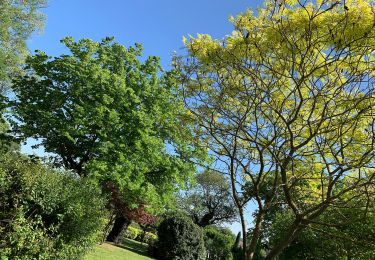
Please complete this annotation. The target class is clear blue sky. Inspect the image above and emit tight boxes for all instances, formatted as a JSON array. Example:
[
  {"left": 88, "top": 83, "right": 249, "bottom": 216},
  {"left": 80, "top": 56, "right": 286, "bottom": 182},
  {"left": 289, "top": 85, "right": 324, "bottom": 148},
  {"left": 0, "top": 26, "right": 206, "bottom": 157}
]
[
  {"left": 28, "top": 0, "right": 263, "bottom": 68},
  {"left": 26, "top": 0, "right": 264, "bottom": 234}
]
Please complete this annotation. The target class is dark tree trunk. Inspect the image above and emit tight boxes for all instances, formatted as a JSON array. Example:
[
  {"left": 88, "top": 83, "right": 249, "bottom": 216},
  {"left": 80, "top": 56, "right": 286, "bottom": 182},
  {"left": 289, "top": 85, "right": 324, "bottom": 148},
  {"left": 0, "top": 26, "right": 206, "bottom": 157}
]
[
  {"left": 248, "top": 210, "right": 265, "bottom": 260},
  {"left": 198, "top": 212, "right": 215, "bottom": 227},
  {"left": 106, "top": 215, "right": 131, "bottom": 244}
]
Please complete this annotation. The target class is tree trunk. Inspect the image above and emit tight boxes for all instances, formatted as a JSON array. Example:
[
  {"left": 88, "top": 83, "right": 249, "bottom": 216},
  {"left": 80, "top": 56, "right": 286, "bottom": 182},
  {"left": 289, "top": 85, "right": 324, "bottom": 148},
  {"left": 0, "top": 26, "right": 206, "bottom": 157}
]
[
  {"left": 247, "top": 210, "right": 264, "bottom": 260},
  {"left": 237, "top": 207, "right": 249, "bottom": 260},
  {"left": 106, "top": 215, "right": 131, "bottom": 244},
  {"left": 198, "top": 211, "right": 214, "bottom": 227},
  {"left": 264, "top": 219, "right": 303, "bottom": 259}
]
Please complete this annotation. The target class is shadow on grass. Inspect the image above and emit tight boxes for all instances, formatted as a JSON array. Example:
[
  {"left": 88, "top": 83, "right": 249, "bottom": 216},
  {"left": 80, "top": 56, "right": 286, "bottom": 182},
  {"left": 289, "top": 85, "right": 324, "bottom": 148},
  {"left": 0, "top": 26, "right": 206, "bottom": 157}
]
[{"left": 112, "top": 238, "right": 151, "bottom": 258}]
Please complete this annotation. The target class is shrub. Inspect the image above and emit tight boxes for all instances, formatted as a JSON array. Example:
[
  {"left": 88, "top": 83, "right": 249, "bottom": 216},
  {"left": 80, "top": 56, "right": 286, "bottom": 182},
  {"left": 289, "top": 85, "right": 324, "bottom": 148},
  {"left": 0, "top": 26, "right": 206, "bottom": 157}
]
[
  {"left": 122, "top": 225, "right": 157, "bottom": 245},
  {"left": 154, "top": 214, "right": 206, "bottom": 260},
  {"left": 124, "top": 226, "right": 141, "bottom": 240},
  {"left": 0, "top": 153, "right": 108, "bottom": 259},
  {"left": 204, "top": 226, "right": 235, "bottom": 260},
  {"left": 136, "top": 230, "right": 157, "bottom": 244}
]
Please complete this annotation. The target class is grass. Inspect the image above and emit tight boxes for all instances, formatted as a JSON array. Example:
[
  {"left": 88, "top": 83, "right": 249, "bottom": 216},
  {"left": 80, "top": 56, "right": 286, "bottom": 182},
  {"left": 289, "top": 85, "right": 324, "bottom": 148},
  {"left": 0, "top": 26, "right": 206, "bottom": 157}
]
[{"left": 84, "top": 238, "right": 154, "bottom": 260}]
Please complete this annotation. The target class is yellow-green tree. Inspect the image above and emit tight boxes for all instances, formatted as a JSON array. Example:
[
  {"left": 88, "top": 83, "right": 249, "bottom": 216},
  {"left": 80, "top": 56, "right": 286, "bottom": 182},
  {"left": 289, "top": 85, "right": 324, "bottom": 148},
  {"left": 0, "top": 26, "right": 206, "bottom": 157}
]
[{"left": 177, "top": 0, "right": 375, "bottom": 259}]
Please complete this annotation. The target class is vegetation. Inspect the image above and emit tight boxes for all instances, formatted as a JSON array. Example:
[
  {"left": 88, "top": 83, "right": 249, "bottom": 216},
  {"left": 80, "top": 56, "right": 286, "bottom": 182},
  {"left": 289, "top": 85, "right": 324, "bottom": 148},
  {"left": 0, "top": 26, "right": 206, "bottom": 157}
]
[
  {"left": 0, "top": 0, "right": 46, "bottom": 90},
  {"left": 123, "top": 226, "right": 157, "bottom": 245},
  {"left": 179, "top": 0, "right": 375, "bottom": 258},
  {"left": 0, "top": 153, "right": 107, "bottom": 259},
  {"left": 153, "top": 214, "right": 206, "bottom": 260},
  {"left": 10, "top": 37, "right": 204, "bottom": 243},
  {"left": 268, "top": 208, "right": 375, "bottom": 259},
  {"left": 0, "top": 0, "right": 374, "bottom": 259},
  {"left": 204, "top": 226, "right": 235, "bottom": 260},
  {"left": 178, "top": 170, "right": 237, "bottom": 227}
]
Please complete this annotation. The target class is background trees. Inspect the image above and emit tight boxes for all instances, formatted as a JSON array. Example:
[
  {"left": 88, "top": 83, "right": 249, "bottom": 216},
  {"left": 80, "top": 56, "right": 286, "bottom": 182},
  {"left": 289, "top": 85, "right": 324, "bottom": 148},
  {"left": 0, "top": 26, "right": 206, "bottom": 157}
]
[
  {"left": 178, "top": 170, "right": 237, "bottom": 227},
  {"left": 178, "top": 0, "right": 375, "bottom": 259},
  {"left": 204, "top": 226, "right": 236, "bottom": 260}
]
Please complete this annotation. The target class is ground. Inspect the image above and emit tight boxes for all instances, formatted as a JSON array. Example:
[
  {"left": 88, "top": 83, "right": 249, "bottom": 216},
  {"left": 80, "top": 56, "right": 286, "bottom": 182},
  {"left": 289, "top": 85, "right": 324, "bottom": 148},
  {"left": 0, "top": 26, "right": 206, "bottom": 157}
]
[{"left": 84, "top": 238, "right": 154, "bottom": 260}]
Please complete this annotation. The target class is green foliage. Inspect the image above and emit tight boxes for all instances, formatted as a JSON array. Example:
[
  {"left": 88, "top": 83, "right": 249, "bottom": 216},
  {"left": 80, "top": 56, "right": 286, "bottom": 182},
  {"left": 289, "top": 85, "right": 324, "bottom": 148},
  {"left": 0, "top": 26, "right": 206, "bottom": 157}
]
[
  {"left": 178, "top": 170, "right": 237, "bottom": 227},
  {"left": 0, "top": 0, "right": 46, "bottom": 89},
  {"left": 124, "top": 226, "right": 157, "bottom": 244},
  {"left": 269, "top": 209, "right": 375, "bottom": 259},
  {"left": 138, "top": 232, "right": 157, "bottom": 245},
  {"left": 204, "top": 226, "right": 235, "bottom": 260},
  {"left": 10, "top": 37, "right": 205, "bottom": 212},
  {"left": 154, "top": 214, "right": 206, "bottom": 260},
  {"left": 124, "top": 226, "right": 141, "bottom": 240},
  {"left": 0, "top": 153, "right": 108, "bottom": 259},
  {"left": 0, "top": 120, "right": 19, "bottom": 154},
  {"left": 178, "top": 0, "right": 375, "bottom": 257}
]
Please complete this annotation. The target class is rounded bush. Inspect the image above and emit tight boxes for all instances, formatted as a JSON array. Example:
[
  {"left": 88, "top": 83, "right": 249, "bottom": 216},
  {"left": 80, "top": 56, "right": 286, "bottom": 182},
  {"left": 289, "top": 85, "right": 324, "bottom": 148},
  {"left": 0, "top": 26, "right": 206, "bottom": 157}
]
[{"left": 154, "top": 215, "right": 206, "bottom": 260}]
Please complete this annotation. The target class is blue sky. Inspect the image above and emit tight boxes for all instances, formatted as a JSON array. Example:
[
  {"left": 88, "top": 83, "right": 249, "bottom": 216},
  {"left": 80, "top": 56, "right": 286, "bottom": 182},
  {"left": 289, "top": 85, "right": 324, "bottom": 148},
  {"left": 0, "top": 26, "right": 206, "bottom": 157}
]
[
  {"left": 28, "top": 0, "right": 263, "bottom": 68},
  {"left": 25, "top": 0, "right": 264, "bottom": 234}
]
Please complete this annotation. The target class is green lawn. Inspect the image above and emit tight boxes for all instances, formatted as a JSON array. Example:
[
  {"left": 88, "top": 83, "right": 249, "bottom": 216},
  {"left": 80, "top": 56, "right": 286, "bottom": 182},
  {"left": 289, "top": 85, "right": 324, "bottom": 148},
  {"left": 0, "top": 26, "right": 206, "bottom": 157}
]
[{"left": 84, "top": 238, "right": 154, "bottom": 260}]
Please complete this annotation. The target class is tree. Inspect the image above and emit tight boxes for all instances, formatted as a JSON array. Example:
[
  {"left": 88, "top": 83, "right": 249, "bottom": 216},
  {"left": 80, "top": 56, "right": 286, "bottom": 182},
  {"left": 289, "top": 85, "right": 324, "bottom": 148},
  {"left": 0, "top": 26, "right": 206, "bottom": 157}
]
[
  {"left": 268, "top": 207, "right": 375, "bottom": 259},
  {"left": 105, "top": 182, "right": 157, "bottom": 243},
  {"left": 179, "top": 170, "right": 237, "bottom": 227},
  {"left": 0, "top": 0, "right": 46, "bottom": 152},
  {"left": 10, "top": 37, "right": 205, "bottom": 244},
  {"left": 204, "top": 226, "right": 235, "bottom": 260},
  {"left": 177, "top": 0, "right": 375, "bottom": 259},
  {"left": 0, "top": 0, "right": 46, "bottom": 90}
]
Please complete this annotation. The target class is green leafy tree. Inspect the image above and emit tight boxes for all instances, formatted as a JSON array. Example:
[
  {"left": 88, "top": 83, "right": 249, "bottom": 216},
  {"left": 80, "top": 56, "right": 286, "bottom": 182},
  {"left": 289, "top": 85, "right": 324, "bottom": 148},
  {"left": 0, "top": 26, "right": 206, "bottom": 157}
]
[
  {"left": 10, "top": 37, "right": 205, "bottom": 243},
  {"left": 179, "top": 170, "right": 237, "bottom": 227},
  {"left": 177, "top": 0, "right": 375, "bottom": 259},
  {"left": 0, "top": 0, "right": 46, "bottom": 90},
  {"left": 204, "top": 226, "right": 235, "bottom": 260}
]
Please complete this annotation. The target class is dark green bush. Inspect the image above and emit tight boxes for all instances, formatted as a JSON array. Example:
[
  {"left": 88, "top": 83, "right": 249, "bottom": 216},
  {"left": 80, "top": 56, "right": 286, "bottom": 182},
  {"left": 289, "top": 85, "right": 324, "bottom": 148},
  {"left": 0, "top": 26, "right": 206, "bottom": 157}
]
[
  {"left": 0, "top": 153, "right": 108, "bottom": 259},
  {"left": 154, "top": 214, "right": 206, "bottom": 260},
  {"left": 204, "top": 226, "right": 235, "bottom": 260}
]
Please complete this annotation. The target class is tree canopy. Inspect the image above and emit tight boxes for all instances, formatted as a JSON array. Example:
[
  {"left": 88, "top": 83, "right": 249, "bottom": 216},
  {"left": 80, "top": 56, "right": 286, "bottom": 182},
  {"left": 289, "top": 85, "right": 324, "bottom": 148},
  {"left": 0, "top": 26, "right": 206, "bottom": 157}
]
[
  {"left": 178, "top": 170, "right": 237, "bottom": 227},
  {"left": 0, "top": 0, "right": 45, "bottom": 90},
  {"left": 11, "top": 37, "right": 204, "bottom": 209},
  {"left": 178, "top": 0, "right": 375, "bottom": 259}
]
